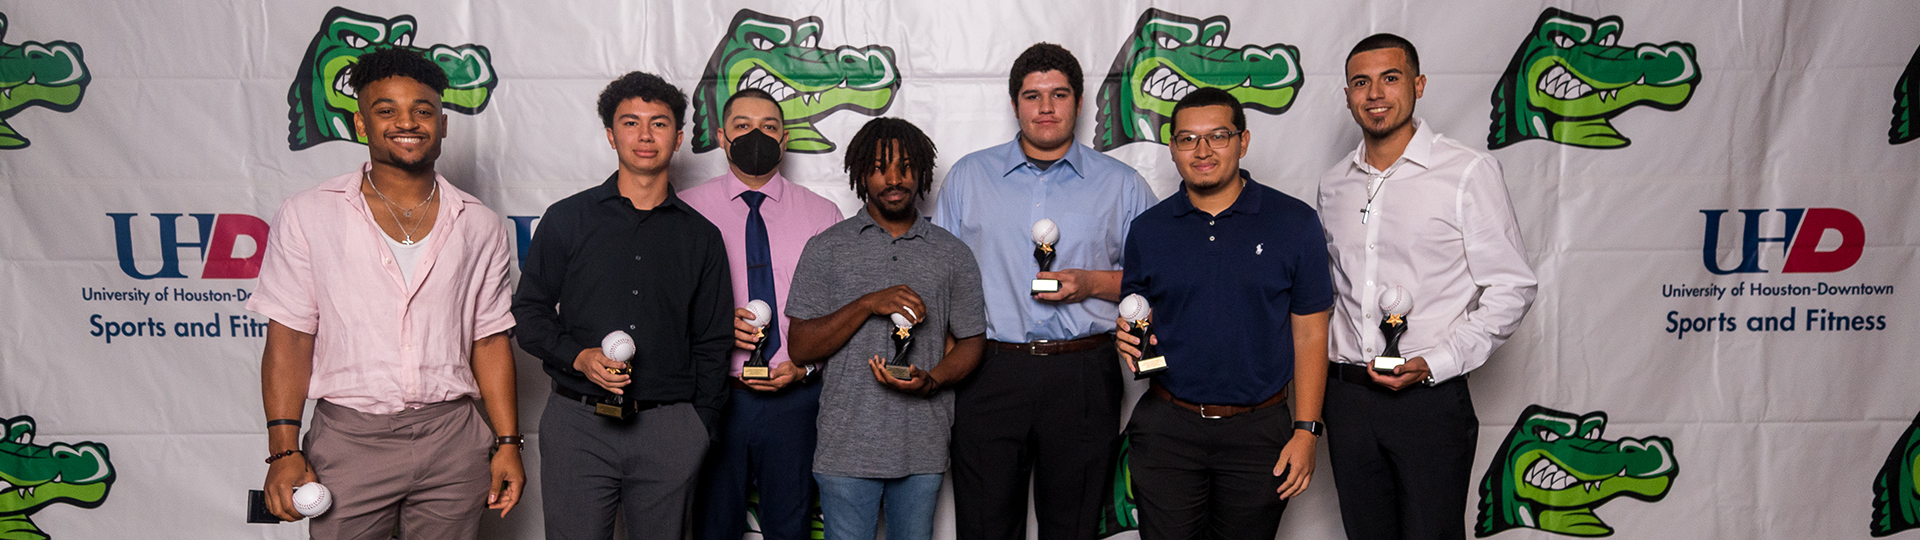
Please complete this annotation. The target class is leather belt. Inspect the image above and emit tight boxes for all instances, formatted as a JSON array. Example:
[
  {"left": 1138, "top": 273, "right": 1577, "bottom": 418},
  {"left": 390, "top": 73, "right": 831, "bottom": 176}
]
[
  {"left": 987, "top": 333, "right": 1114, "bottom": 356},
  {"left": 553, "top": 385, "right": 670, "bottom": 413},
  {"left": 1330, "top": 362, "right": 1377, "bottom": 384},
  {"left": 1148, "top": 381, "right": 1286, "bottom": 419}
]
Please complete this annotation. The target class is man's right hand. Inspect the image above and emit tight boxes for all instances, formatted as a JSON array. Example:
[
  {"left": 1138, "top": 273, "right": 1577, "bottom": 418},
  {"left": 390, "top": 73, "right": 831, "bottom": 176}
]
[
  {"left": 1114, "top": 317, "right": 1158, "bottom": 374},
  {"left": 263, "top": 453, "right": 318, "bottom": 522},
  {"left": 859, "top": 285, "right": 926, "bottom": 325},
  {"left": 573, "top": 347, "right": 631, "bottom": 394},
  {"left": 733, "top": 307, "right": 763, "bottom": 350}
]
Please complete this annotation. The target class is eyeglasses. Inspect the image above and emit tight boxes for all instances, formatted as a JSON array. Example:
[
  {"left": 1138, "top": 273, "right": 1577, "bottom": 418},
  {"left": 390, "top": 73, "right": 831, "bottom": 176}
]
[{"left": 1171, "top": 130, "right": 1243, "bottom": 151}]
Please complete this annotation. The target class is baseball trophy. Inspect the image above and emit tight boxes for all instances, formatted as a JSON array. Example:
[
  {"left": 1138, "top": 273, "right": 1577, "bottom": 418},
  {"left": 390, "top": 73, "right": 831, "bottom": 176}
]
[
  {"left": 741, "top": 300, "right": 774, "bottom": 380},
  {"left": 1030, "top": 219, "right": 1061, "bottom": 294},
  {"left": 598, "top": 330, "right": 636, "bottom": 419},
  {"left": 885, "top": 312, "right": 916, "bottom": 380},
  {"left": 1118, "top": 294, "right": 1167, "bottom": 379},
  {"left": 1372, "top": 286, "right": 1412, "bottom": 373},
  {"left": 292, "top": 482, "right": 333, "bottom": 517}
]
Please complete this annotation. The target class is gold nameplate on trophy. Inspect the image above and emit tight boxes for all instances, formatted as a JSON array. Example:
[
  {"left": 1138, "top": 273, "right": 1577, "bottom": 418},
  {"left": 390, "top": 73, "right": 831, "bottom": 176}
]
[{"left": 741, "top": 366, "right": 771, "bottom": 379}]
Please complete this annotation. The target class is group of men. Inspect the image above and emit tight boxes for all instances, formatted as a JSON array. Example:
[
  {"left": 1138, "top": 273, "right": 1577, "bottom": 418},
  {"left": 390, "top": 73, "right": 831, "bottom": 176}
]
[{"left": 253, "top": 33, "right": 1535, "bottom": 540}]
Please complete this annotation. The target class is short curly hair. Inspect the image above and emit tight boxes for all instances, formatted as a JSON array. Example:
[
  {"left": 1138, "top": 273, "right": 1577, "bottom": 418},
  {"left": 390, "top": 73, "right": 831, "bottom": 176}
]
[
  {"left": 597, "top": 71, "right": 688, "bottom": 129},
  {"left": 348, "top": 47, "right": 449, "bottom": 95},
  {"left": 1008, "top": 43, "right": 1084, "bottom": 102}
]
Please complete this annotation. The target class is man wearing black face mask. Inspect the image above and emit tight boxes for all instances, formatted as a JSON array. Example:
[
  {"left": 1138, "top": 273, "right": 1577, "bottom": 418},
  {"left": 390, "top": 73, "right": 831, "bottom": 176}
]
[{"left": 683, "top": 87, "right": 846, "bottom": 540}]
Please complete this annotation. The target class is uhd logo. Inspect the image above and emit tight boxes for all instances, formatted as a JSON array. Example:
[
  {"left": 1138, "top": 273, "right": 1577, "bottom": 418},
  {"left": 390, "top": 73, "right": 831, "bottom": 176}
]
[
  {"left": 1700, "top": 208, "right": 1862, "bottom": 274},
  {"left": 109, "top": 213, "right": 269, "bottom": 279}
]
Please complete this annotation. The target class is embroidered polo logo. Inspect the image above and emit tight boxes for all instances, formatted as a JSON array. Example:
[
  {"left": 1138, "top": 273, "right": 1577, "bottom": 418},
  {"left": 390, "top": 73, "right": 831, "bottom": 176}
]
[
  {"left": 286, "top": 7, "right": 497, "bottom": 150},
  {"left": 1487, "top": 8, "right": 1700, "bottom": 149},
  {"left": 691, "top": 10, "right": 901, "bottom": 154}
]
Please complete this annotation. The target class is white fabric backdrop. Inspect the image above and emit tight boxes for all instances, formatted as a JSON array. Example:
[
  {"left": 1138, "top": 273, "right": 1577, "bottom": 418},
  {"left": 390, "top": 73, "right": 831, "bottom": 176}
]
[{"left": 1, "top": 0, "right": 1916, "bottom": 538}]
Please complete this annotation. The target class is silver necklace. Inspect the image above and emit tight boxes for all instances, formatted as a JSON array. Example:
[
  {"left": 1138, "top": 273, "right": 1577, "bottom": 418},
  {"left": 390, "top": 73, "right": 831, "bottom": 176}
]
[
  {"left": 364, "top": 170, "right": 437, "bottom": 245},
  {"left": 1360, "top": 162, "right": 1401, "bottom": 224}
]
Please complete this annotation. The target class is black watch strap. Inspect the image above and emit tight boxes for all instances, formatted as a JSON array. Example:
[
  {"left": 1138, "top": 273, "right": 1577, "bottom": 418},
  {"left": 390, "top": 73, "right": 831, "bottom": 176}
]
[{"left": 1293, "top": 420, "right": 1325, "bottom": 436}]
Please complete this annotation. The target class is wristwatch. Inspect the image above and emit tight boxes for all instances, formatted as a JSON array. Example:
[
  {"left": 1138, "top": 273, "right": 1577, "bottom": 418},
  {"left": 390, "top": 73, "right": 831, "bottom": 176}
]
[{"left": 1293, "top": 421, "right": 1325, "bottom": 437}]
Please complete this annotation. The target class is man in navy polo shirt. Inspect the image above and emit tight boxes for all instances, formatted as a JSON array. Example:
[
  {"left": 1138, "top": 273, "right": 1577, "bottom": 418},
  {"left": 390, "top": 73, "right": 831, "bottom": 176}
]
[{"left": 1115, "top": 88, "right": 1333, "bottom": 540}]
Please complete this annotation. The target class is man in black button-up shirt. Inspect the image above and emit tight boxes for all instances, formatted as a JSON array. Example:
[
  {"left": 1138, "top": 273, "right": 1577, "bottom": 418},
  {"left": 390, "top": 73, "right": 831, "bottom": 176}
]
[{"left": 512, "top": 71, "right": 733, "bottom": 540}]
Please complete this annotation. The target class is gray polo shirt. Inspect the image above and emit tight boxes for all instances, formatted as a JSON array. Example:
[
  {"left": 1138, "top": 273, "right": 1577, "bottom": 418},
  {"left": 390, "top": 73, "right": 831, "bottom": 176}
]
[{"left": 787, "top": 210, "right": 987, "bottom": 478}]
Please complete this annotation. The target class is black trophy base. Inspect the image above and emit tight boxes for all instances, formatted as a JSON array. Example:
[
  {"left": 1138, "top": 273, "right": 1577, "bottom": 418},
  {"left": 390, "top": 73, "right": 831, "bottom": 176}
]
[
  {"left": 1030, "top": 279, "right": 1061, "bottom": 294},
  {"left": 1371, "top": 356, "right": 1405, "bottom": 373},
  {"left": 740, "top": 365, "right": 772, "bottom": 380},
  {"left": 885, "top": 363, "right": 914, "bottom": 380},
  {"left": 1133, "top": 355, "right": 1168, "bottom": 380}
]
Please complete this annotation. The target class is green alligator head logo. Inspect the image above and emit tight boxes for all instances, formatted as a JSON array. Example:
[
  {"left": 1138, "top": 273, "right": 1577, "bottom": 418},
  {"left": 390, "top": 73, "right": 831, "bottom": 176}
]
[
  {"left": 0, "top": 13, "right": 90, "bottom": 150},
  {"left": 691, "top": 10, "right": 900, "bottom": 154},
  {"left": 1488, "top": 9, "right": 1699, "bottom": 149},
  {"left": 0, "top": 415, "right": 116, "bottom": 540},
  {"left": 1096, "top": 438, "right": 1139, "bottom": 536},
  {"left": 1892, "top": 44, "right": 1919, "bottom": 145},
  {"left": 1871, "top": 411, "right": 1920, "bottom": 536},
  {"left": 1476, "top": 406, "right": 1676, "bottom": 537},
  {"left": 286, "top": 7, "right": 497, "bottom": 150},
  {"left": 1093, "top": 9, "right": 1301, "bottom": 152}
]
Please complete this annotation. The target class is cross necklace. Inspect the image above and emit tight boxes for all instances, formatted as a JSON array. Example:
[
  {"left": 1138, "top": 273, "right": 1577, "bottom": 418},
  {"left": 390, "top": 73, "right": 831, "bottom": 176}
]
[
  {"left": 364, "top": 170, "right": 438, "bottom": 245},
  {"left": 1360, "top": 162, "right": 1401, "bottom": 224}
]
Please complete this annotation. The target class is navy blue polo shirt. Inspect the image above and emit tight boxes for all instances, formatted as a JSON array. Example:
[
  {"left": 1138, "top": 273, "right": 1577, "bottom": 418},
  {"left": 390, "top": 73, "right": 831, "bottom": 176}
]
[{"left": 1121, "top": 172, "right": 1334, "bottom": 405}]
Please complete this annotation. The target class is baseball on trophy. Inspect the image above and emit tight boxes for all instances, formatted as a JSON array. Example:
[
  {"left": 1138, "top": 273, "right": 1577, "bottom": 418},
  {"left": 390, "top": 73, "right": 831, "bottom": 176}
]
[
  {"left": 745, "top": 299, "right": 773, "bottom": 329},
  {"left": 1031, "top": 219, "right": 1061, "bottom": 294},
  {"left": 1372, "top": 286, "right": 1413, "bottom": 373},
  {"left": 890, "top": 312, "right": 913, "bottom": 329},
  {"left": 291, "top": 482, "right": 332, "bottom": 517},
  {"left": 601, "top": 331, "right": 635, "bottom": 377},
  {"left": 740, "top": 299, "right": 776, "bottom": 379},
  {"left": 1118, "top": 293, "right": 1167, "bottom": 379}
]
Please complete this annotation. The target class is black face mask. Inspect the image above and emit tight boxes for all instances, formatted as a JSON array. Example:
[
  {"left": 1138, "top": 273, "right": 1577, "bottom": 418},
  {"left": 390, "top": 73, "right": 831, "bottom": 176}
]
[{"left": 727, "top": 129, "right": 783, "bottom": 176}]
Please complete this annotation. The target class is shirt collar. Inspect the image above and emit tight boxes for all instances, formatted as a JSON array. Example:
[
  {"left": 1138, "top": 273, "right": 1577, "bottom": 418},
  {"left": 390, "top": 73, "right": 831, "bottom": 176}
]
[
  {"left": 852, "top": 206, "right": 932, "bottom": 241},
  {"left": 1170, "top": 169, "right": 1263, "bottom": 217},
  {"left": 993, "top": 138, "right": 1088, "bottom": 180},
  {"left": 324, "top": 162, "right": 480, "bottom": 207},
  {"left": 594, "top": 172, "right": 688, "bottom": 212},
  {"left": 1349, "top": 118, "right": 1436, "bottom": 174},
  {"left": 718, "top": 171, "right": 791, "bottom": 204}
]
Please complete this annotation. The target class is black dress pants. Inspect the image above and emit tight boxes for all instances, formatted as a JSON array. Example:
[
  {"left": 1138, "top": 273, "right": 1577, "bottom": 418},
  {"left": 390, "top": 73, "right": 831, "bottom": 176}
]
[
  {"left": 1125, "top": 391, "right": 1295, "bottom": 540},
  {"left": 951, "top": 346, "right": 1122, "bottom": 540},
  {"left": 1324, "top": 370, "right": 1478, "bottom": 540}
]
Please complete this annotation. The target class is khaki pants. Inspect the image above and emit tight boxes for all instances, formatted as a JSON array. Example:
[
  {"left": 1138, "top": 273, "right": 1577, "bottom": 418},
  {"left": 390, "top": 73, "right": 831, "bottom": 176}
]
[{"left": 304, "top": 398, "right": 493, "bottom": 540}]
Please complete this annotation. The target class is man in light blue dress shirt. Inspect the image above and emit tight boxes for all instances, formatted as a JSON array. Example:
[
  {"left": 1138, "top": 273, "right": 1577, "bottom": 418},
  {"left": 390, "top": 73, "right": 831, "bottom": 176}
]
[{"left": 933, "top": 42, "right": 1157, "bottom": 540}]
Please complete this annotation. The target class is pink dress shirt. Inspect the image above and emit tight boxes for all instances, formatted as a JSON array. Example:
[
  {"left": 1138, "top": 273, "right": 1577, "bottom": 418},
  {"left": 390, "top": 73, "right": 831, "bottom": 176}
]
[
  {"left": 680, "top": 172, "right": 846, "bottom": 375},
  {"left": 247, "top": 164, "right": 516, "bottom": 415}
]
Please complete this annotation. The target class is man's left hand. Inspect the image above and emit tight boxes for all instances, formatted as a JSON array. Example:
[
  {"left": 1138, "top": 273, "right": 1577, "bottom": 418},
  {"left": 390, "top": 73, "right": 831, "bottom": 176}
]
[
  {"left": 867, "top": 355, "right": 936, "bottom": 396},
  {"left": 1368, "top": 356, "right": 1431, "bottom": 391},
  {"left": 1032, "top": 269, "right": 1097, "bottom": 303},
  {"left": 1273, "top": 431, "right": 1317, "bottom": 499},
  {"left": 743, "top": 361, "right": 807, "bottom": 392},
  {"left": 487, "top": 444, "right": 525, "bottom": 517}
]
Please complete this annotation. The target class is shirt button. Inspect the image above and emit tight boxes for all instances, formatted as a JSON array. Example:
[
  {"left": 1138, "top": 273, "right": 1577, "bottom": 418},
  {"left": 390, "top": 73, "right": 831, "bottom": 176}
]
[
  {"left": 1365, "top": 314, "right": 1372, "bottom": 319},
  {"left": 1209, "top": 236, "right": 1215, "bottom": 241},
  {"left": 1369, "top": 244, "right": 1376, "bottom": 250},
  {"left": 404, "top": 344, "right": 413, "bottom": 350},
  {"left": 1209, "top": 221, "right": 1215, "bottom": 226},
  {"left": 1366, "top": 348, "right": 1374, "bottom": 353},
  {"left": 631, "top": 290, "right": 639, "bottom": 295},
  {"left": 892, "top": 256, "right": 898, "bottom": 261},
  {"left": 634, "top": 256, "right": 641, "bottom": 261},
  {"left": 629, "top": 324, "right": 637, "bottom": 330}
]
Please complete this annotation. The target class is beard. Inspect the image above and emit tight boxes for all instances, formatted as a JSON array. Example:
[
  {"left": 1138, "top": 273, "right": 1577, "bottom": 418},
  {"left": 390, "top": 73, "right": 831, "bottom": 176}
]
[{"left": 873, "top": 185, "right": 919, "bottom": 221}]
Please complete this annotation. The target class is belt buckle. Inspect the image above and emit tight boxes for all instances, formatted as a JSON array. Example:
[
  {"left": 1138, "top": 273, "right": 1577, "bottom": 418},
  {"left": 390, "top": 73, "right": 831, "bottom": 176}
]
[
  {"left": 1198, "top": 404, "right": 1225, "bottom": 420},
  {"left": 1028, "top": 339, "right": 1052, "bottom": 356}
]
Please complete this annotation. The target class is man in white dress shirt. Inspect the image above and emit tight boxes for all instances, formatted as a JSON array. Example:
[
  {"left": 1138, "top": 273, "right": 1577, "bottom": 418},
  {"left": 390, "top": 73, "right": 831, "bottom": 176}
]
[{"left": 1316, "top": 33, "right": 1538, "bottom": 540}]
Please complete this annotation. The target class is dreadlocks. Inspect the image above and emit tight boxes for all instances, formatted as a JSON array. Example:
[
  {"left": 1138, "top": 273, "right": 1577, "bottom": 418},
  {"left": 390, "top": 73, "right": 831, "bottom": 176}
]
[{"left": 843, "top": 117, "right": 938, "bottom": 199}]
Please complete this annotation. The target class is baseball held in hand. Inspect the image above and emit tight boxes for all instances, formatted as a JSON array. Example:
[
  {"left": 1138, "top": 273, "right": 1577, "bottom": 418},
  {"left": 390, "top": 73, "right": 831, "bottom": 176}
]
[
  {"left": 601, "top": 331, "right": 636, "bottom": 363},
  {"left": 890, "top": 312, "right": 914, "bottom": 329},
  {"left": 292, "top": 482, "right": 332, "bottom": 517},
  {"left": 1377, "top": 286, "right": 1413, "bottom": 316},
  {"left": 1031, "top": 219, "right": 1060, "bottom": 245},
  {"left": 745, "top": 299, "right": 773, "bottom": 329},
  {"left": 1119, "top": 294, "right": 1151, "bottom": 322}
]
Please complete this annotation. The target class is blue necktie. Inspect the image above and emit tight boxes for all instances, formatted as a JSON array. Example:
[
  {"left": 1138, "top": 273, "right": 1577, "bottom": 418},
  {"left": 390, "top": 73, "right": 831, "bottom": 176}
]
[{"left": 741, "top": 191, "right": 780, "bottom": 358}]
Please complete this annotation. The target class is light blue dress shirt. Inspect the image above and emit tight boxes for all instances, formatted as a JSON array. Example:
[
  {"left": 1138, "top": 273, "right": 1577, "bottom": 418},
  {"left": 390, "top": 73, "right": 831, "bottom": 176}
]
[{"left": 934, "top": 139, "right": 1157, "bottom": 342}]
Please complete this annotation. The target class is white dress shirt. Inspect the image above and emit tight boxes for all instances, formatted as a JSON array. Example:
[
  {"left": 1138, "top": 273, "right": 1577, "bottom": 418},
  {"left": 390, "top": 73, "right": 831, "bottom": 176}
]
[{"left": 1317, "top": 119, "right": 1537, "bottom": 383}]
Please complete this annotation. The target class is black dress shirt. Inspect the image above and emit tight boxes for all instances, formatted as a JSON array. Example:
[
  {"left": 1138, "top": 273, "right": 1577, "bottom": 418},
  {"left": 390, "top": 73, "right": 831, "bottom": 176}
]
[{"left": 513, "top": 173, "right": 734, "bottom": 432}]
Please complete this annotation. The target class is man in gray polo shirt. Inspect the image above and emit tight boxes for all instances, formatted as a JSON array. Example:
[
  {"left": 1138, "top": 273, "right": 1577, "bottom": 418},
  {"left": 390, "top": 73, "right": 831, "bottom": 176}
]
[{"left": 785, "top": 117, "right": 987, "bottom": 540}]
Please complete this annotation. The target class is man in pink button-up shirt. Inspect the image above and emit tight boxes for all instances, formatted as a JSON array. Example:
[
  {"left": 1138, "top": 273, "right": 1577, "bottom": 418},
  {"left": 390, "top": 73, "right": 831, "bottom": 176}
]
[
  {"left": 246, "top": 49, "right": 523, "bottom": 539},
  {"left": 682, "top": 88, "right": 845, "bottom": 540}
]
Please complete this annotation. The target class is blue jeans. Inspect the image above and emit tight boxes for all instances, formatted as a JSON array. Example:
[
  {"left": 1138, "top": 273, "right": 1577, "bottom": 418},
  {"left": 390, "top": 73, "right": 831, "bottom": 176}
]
[{"left": 812, "top": 473, "right": 943, "bottom": 540}]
